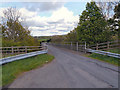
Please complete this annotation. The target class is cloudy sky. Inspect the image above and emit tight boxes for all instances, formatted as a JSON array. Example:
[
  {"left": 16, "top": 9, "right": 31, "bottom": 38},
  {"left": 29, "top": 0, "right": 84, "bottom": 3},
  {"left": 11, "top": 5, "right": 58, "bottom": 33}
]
[{"left": 0, "top": 1, "right": 90, "bottom": 36}]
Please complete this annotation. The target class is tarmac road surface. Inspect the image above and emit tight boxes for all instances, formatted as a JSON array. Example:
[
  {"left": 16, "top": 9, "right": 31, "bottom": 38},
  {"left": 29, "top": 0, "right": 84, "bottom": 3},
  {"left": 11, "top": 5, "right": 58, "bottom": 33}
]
[{"left": 9, "top": 45, "right": 118, "bottom": 88}]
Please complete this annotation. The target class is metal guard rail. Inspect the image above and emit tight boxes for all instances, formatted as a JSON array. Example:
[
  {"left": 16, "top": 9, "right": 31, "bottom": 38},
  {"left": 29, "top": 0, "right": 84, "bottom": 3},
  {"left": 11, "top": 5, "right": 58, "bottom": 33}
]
[
  {"left": 87, "top": 49, "right": 120, "bottom": 59},
  {"left": 0, "top": 49, "right": 48, "bottom": 65}
]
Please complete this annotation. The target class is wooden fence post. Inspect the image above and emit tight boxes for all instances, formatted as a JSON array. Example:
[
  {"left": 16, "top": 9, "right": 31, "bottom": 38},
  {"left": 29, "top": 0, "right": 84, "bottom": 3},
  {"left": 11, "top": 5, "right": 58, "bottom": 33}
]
[
  {"left": 12, "top": 46, "right": 14, "bottom": 54},
  {"left": 96, "top": 43, "right": 98, "bottom": 50},
  {"left": 76, "top": 42, "right": 78, "bottom": 51},
  {"left": 85, "top": 42, "right": 86, "bottom": 53},
  {"left": 25, "top": 46, "right": 27, "bottom": 53},
  {"left": 17, "top": 47, "right": 19, "bottom": 54},
  {"left": 107, "top": 41, "right": 110, "bottom": 50}
]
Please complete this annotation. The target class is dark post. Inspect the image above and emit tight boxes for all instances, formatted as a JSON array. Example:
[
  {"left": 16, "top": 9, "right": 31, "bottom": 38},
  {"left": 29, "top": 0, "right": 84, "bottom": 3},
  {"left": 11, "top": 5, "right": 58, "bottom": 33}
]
[{"left": 76, "top": 42, "right": 78, "bottom": 51}]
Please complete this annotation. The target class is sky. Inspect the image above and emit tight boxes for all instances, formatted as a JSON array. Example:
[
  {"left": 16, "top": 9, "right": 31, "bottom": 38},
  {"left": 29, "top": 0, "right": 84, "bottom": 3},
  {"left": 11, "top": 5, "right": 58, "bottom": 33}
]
[{"left": 0, "top": 1, "right": 90, "bottom": 36}]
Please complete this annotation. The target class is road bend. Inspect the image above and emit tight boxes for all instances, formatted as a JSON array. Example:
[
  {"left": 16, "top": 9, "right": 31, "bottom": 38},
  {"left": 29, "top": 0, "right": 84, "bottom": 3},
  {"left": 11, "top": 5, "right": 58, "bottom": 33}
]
[{"left": 9, "top": 45, "right": 118, "bottom": 88}]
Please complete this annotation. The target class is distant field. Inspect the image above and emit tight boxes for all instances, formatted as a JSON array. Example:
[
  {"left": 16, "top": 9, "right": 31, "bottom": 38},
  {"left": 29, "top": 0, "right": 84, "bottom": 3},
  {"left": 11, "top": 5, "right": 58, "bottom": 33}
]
[
  {"left": 2, "top": 54, "right": 54, "bottom": 87},
  {"left": 38, "top": 39, "right": 49, "bottom": 42},
  {"left": 34, "top": 36, "right": 51, "bottom": 43}
]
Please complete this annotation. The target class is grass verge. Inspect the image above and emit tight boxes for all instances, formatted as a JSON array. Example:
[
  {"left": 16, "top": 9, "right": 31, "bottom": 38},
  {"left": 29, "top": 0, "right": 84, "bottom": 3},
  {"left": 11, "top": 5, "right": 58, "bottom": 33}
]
[
  {"left": 2, "top": 53, "right": 22, "bottom": 58},
  {"left": 106, "top": 48, "right": 120, "bottom": 54},
  {"left": 2, "top": 54, "right": 54, "bottom": 87},
  {"left": 88, "top": 53, "right": 119, "bottom": 66}
]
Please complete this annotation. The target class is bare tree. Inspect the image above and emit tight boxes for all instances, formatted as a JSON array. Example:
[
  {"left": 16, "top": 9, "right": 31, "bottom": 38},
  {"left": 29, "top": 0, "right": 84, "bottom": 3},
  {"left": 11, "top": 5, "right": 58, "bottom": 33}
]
[
  {"left": 2, "top": 7, "right": 21, "bottom": 41},
  {"left": 96, "top": 1, "right": 120, "bottom": 19},
  {"left": 3, "top": 7, "right": 20, "bottom": 23}
]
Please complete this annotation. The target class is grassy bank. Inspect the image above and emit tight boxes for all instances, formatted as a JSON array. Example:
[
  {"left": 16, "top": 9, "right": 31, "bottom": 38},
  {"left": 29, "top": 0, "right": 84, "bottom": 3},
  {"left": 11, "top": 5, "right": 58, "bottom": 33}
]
[
  {"left": 2, "top": 54, "right": 54, "bottom": 87},
  {"left": 88, "top": 53, "right": 119, "bottom": 66},
  {"left": 106, "top": 49, "right": 120, "bottom": 54}
]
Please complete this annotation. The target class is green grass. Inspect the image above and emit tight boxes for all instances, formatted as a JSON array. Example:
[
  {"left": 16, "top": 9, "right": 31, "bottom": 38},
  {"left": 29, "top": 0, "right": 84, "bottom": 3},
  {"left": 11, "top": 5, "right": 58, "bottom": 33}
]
[
  {"left": 2, "top": 54, "right": 54, "bottom": 87},
  {"left": 106, "top": 48, "right": 120, "bottom": 54},
  {"left": 88, "top": 53, "right": 119, "bottom": 66}
]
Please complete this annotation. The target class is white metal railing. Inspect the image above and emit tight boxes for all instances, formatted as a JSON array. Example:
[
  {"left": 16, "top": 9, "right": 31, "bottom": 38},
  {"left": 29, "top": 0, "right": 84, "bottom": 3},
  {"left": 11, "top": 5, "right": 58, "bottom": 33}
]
[
  {"left": 0, "top": 44, "right": 48, "bottom": 65},
  {"left": 50, "top": 42, "right": 120, "bottom": 59},
  {"left": 86, "top": 49, "right": 120, "bottom": 59},
  {"left": 0, "top": 50, "right": 48, "bottom": 65}
]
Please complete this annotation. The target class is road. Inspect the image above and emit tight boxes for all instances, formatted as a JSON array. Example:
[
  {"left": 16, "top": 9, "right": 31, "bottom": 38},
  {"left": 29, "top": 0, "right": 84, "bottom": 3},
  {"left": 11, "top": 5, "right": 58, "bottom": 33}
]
[{"left": 9, "top": 45, "right": 118, "bottom": 88}]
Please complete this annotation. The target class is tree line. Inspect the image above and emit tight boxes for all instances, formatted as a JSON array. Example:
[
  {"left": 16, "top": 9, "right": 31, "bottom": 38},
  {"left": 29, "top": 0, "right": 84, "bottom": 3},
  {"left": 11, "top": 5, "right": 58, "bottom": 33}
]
[
  {"left": 51, "top": 1, "right": 120, "bottom": 45},
  {"left": 1, "top": 1, "right": 119, "bottom": 46}
]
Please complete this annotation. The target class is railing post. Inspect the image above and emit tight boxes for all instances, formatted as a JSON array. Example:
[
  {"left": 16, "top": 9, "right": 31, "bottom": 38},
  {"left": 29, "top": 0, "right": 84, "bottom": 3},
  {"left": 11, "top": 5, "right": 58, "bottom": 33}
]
[
  {"left": 71, "top": 42, "right": 72, "bottom": 50},
  {"left": 12, "top": 46, "right": 14, "bottom": 54},
  {"left": 107, "top": 41, "right": 109, "bottom": 50},
  {"left": 76, "top": 42, "right": 78, "bottom": 51},
  {"left": 96, "top": 43, "right": 98, "bottom": 50},
  {"left": 85, "top": 42, "right": 86, "bottom": 53}
]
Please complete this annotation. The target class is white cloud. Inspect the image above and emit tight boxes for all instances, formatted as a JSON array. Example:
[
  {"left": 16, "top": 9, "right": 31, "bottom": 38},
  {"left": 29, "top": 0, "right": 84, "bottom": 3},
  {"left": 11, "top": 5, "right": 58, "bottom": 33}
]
[
  {"left": 0, "top": 8, "right": 5, "bottom": 17},
  {"left": 24, "top": 6, "right": 79, "bottom": 36},
  {"left": 19, "top": 8, "right": 37, "bottom": 18},
  {"left": 51, "top": 7, "right": 78, "bottom": 23},
  {"left": 0, "top": 6, "right": 79, "bottom": 36}
]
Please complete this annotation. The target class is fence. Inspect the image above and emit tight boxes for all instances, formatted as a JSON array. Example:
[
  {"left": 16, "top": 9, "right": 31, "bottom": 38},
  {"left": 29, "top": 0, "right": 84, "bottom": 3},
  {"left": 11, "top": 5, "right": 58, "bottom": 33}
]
[
  {"left": 50, "top": 42, "right": 87, "bottom": 53},
  {"left": 0, "top": 50, "right": 48, "bottom": 65},
  {"left": 87, "top": 49, "right": 120, "bottom": 59},
  {"left": 88, "top": 41, "right": 119, "bottom": 50},
  {"left": 50, "top": 40, "right": 119, "bottom": 51},
  {"left": 1, "top": 45, "right": 47, "bottom": 58},
  {"left": 0, "top": 45, "right": 48, "bottom": 65},
  {"left": 50, "top": 40, "right": 120, "bottom": 58}
]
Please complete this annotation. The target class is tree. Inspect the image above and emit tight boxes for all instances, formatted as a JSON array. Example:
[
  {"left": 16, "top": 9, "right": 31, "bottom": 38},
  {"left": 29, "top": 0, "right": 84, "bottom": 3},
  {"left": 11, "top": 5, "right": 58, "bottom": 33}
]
[
  {"left": 114, "top": 3, "right": 120, "bottom": 40},
  {"left": 65, "top": 28, "right": 78, "bottom": 42},
  {"left": 96, "top": 1, "right": 120, "bottom": 41},
  {"left": 0, "top": 24, "right": 2, "bottom": 47},
  {"left": 77, "top": 2, "right": 111, "bottom": 44},
  {"left": 96, "top": 1, "right": 119, "bottom": 19},
  {"left": 2, "top": 7, "right": 21, "bottom": 41},
  {"left": 51, "top": 35, "right": 65, "bottom": 43},
  {"left": 2, "top": 7, "right": 39, "bottom": 46}
]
